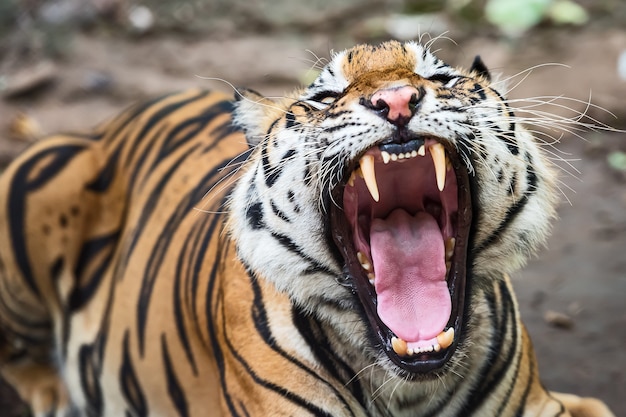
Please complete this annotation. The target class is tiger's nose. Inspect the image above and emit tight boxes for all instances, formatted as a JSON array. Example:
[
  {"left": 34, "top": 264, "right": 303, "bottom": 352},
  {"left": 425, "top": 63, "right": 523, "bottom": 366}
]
[{"left": 365, "top": 85, "right": 423, "bottom": 126}]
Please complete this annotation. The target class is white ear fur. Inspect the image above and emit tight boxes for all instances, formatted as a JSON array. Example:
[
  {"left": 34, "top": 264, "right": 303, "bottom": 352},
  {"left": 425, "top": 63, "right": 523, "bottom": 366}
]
[{"left": 232, "top": 88, "right": 274, "bottom": 148}]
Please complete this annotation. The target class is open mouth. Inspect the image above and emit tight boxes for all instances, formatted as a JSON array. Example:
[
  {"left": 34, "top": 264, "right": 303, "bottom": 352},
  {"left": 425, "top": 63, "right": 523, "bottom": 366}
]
[{"left": 330, "top": 134, "right": 472, "bottom": 374}]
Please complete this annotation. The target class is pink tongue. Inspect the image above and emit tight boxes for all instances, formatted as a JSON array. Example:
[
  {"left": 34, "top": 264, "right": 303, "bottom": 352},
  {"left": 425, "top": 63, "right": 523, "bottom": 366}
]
[{"left": 370, "top": 209, "right": 451, "bottom": 342}]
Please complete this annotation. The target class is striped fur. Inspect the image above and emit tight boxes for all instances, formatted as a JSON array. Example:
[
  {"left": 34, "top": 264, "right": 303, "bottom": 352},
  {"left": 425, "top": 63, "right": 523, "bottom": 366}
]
[{"left": 0, "top": 41, "right": 614, "bottom": 416}]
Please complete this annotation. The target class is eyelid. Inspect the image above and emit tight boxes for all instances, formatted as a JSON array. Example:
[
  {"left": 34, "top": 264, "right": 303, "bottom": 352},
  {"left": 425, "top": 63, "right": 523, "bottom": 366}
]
[
  {"left": 308, "top": 90, "right": 341, "bottom": 103},
  {"left": 427, "top": 73, "right": 456, "bottom": 83}
]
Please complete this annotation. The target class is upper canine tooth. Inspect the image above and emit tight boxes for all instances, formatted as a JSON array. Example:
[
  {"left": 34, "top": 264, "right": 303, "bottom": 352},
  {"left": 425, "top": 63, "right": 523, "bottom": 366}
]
[
  {"left": 429, "top": 143, "right": 446, "bottom": 192},
  {"left": 359, "top": 154, "right": 379, "bottom": 202}
]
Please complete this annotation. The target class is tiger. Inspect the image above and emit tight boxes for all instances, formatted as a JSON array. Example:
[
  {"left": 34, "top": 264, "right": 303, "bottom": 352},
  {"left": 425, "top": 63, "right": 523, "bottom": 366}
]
[{"left": 0, "top": 40, "right": 615, "bottom": 417}]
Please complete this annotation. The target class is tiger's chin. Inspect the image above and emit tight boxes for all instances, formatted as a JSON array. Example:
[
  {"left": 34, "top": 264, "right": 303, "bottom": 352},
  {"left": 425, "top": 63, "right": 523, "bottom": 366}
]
[{"left": 329, "top": 133, "right": 472, "bottom": 375}]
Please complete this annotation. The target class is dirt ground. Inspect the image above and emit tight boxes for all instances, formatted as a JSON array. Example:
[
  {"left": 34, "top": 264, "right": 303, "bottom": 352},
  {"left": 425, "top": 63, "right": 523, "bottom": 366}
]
[{"left": 0, "top": 4, "right": 625, "bottom": 416}]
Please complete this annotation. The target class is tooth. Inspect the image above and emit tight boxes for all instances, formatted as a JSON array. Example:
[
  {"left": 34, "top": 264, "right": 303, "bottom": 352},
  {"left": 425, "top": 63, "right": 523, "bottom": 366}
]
[
  {"left": 407, "top": 348, "right": 414, "bottom": 355},
  {"left": 436, "top": 328, "right": 455, "bottom": 350},
  {"left": 357, "top": 251, "right": 366, "bottom": 264},
  {"left": 359, "top": 155, "right": 379, "bottom": 202},
  {"left": 357, "top": 251, "right": 372, "bottom": 271},
  {"left": 405, "top": 152, "right": 411, "bottom": 159},
  {"left": 429, "top": 143, "right": 446, "bottom": 191},
  {"left": 390, "top": 153, "right": 398, "bottom": 161},
  {"left": 348, "top": 170, "right": 356, "bottom": 187},
  {"left": 391, "top": 337, "right": 408, "bottom": 356},
  {"left": 445, "top": 237, "right": 456, "bottom": 261},
  {"left": 434, "top": 343, "right": 441, "bottom": 352},
  {"left": 410, "top": 150, "right": 417, "bottom": 158},
  {"left": 381, "top": 151, "right": 391, "bottom": 164},
  {"left": 368, "top": 273, "right": 375, "bottom": 285},
  {"left": 398, "top": 153, "right": 405, "bottom": 160},
  {"left": 417, "top": 145, "right": 426, "bottom": 156}
]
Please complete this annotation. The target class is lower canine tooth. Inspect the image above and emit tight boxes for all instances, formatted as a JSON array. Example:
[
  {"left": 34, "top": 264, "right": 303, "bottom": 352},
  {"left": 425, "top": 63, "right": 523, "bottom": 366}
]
[
  {"left": 348, "top": 171, "right": 356, "bottom": 187},
  {"left": 445, "top": 237, "right": 456, "bottom": 261},
  {"left": 357, "top": 251, "right": 371, "bottom": 270},
  {"left": 391, "top": 337, "right": 408, "bottom": 356},
  {"left": 436, "top": 328, "right": 455, "bottom": 350}
]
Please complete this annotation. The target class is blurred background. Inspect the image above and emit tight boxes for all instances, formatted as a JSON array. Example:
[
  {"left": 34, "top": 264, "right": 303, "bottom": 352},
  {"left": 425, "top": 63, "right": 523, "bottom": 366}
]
[{"left": 0, "top": 0, "right": 625, "bottom": 415}]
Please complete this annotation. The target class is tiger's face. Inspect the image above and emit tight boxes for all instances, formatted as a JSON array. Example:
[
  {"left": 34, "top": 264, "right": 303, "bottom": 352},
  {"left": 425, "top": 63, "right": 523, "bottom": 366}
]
[{"left": 230, "top": 41, "right": 556, "bottom": 377}]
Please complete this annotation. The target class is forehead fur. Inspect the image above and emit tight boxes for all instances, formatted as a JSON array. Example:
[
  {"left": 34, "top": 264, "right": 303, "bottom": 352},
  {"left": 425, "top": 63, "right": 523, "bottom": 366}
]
[{"left": 338, "top": 41, "right": 418, "bottom": 80}]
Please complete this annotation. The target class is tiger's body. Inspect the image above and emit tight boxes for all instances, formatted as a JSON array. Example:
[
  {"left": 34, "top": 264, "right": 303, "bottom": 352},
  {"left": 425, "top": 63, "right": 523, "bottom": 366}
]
[{"left": 0, "top": 41, "right": 614, "bottom": 416}]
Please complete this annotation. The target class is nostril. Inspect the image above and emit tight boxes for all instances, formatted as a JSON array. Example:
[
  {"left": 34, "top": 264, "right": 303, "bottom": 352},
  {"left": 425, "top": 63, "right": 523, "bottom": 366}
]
[
  {"left": 359, "top": 97, "right": 390, "bottom": 118},
  {"left": 372, "top": 98, "right": 389, "bottom": 112}
]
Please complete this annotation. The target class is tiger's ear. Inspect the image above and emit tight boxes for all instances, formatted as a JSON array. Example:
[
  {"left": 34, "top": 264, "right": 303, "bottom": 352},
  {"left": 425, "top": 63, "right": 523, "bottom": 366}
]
[
  {"left": 233, "top": 87, "right": 278, "bottom": 148},
  {"left": 469, "top": 55, "right": 491, "bottom": 82}
]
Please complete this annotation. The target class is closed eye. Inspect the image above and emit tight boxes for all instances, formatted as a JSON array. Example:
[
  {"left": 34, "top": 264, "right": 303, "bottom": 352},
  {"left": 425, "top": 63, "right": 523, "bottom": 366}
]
[
  {"left": 428, "top": 73, "right": 460, "bottom": 87},
  {"left": 308, "top": 90, "right": 342, "bottom": 104}
]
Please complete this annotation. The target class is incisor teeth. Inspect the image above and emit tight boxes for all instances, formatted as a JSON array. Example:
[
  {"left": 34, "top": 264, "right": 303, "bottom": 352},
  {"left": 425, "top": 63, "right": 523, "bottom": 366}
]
[
  {"left": 436, "top": 328, "right": 455, "bottom": 350},
  {"left": 417, "top": 145, "right": 426, "bottom": 156},
  {"left": 429, "top": 143, "right": 447, "bottom": 192},
  {"left": 381, "top": 151, "right": 391, "bottom": 164},
  {"left": 391, "top": 337, "right": 408, "bottom": 356},
  {"left": 359, "top": 155, "right": 379, "bottom": 202}
]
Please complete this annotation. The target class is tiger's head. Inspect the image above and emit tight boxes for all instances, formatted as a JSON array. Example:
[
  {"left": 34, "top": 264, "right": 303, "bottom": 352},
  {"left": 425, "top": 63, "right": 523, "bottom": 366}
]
[{"left": 229, "top": 40, "right": 557, "bottom": 377}]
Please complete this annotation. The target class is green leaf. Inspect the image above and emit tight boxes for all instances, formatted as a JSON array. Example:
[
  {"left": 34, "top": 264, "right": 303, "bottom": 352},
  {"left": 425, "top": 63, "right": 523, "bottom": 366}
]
[
  {"left": 607, "top": 151, "right": 626, "bottom": 172},
  {"left": 485, "top": 0, "right": 552, "bottom": 36},
  {"left": 548, "top": 0, "right": 589, "bottom": 25}
]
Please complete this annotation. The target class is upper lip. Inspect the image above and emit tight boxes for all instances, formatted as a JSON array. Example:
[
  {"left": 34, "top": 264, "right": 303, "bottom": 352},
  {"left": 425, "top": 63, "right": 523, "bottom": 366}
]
[{"left": 328, "top": 132, "right": 473, "bottom": 374}]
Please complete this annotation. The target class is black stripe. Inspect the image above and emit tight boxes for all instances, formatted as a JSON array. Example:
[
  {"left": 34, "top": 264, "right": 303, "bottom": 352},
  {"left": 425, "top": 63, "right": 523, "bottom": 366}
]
[
  {"left": 261, "top": 140, "right": 281, "bottom": 188},
  {"left": 135, "top": 147, "right": 199, "bottom": 354},
  {"left": 86, "top": 145, "right": 122, "bottom": 192},
  {"left": 270, "top": 200, "right": 290, "bottom": 223},
  {"left": 69, "top": 231, "right": 121, "bottom": 312},
  {"left": 104, "top": 93, "right": 179, "bottom": 144},
  {"left": 173, "top": 223, "right": 204, "bottom": 376},
  {"left": 161, "top": 334, "right": 189, "bottom": 417},
  {"left": 291, "top": 306, "right": 366, "bottom": 409},
  {"left": 78, "top": 344, "right": 103, "bottom": 416},
  {"left": 249, "top": 275, "right": 359, "bottom": 415},
  {"left": 461, "top": 281, "right": 519, "bottom": 414},
  {"left": 7, "top": 144, "right": 86, "bottom": 298},
  {"left": 205, "top": 234, "right": 241, "bottom": 417},
  {"left": 498, "top": 131, "right": 519, "bottom": 156},
  {"left": 120, "top": 330, "right": 148, "bottom": 416},
  {"left": 270, "top": 231, "right": 334, "bottom": 275},
  {"left": 221, "top": 309, "right": 337, "bottom": 417},
  {"left": 136, "top": 151, "right": 241, "bottom": 355},
  {"left": 124, "top": 91, "right": 209, "bottom": 169},
  {"left": 151, "top": 100, "right": 235, "bottom": 176},
  {"left": 475, "top": 194, "right": 530, "bottom": 253}
]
